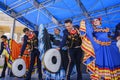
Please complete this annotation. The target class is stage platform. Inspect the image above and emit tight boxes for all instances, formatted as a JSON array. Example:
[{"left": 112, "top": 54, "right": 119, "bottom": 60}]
[{"left": 0, "top": 64, "right": 90, "bottom": 80}]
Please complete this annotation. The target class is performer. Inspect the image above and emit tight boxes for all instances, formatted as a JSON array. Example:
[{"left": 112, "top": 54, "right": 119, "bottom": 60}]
[
  {"left": 19, "top": 37, "right": 37, "bottom": 73},
  {"left": 0, "top": 35, "right": 13, "bottom": 78},
  {"left": 80, "top": 18, "right": 120, "bottom": 80},
  {"left": 58, "top": 19, "right": 83, "bottom": 80},
  {"left": 48, "top": 28, "right": 66, "bottom": 79},
  {"left": 19, "top": 28, "right": 42, "bottom": 80},
  {"left": 38, "top": 24, "right": 52, "bottom": 80}
]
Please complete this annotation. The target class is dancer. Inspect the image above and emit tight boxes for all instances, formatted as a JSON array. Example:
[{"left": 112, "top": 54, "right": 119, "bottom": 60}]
[
  {"left": 59, "top": 19, "right": 83, "bottom": 80},
  {"left": 19, "top": 28, "right": 42, "bottom": 80},
  {"left": 0, "top": 35, "right": 11, "bottom": 78},
  {"left": 80, "top": 18, "right": 120, "bottom": 80}
]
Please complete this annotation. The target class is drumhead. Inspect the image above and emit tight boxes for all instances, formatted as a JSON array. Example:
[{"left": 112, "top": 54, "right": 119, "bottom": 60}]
[
  {"left": 12, "top": 58, "right": 26, "bottom": 77},
  {"left": 42, "top": 49, "right": 61, "bottom": 73}
]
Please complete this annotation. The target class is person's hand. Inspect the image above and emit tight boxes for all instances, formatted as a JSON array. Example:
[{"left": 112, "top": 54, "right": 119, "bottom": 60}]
[
  {"left": 117, "top": 36, "right": 120, "bottom": 40},
  {"left": 80, "top": 20, "right": 85, "bottom": 26},
  {"left": 56, "top": 48, "right": 60, "bottom": 51},
  {"left": 18, "top": 55, "right": 22, "bottom": 58},
  {"left": 79, "top": 20, "right": 86, "bottom": 30}
]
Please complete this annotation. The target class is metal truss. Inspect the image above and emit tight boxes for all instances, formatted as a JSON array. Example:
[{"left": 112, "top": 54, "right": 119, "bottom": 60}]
[
  {"left": 5, "top": 0, "right": 30, "bottom": 12},
  {"left": 32, "top": 0, "right": 59, "bottom": 25},
  {"left": 0, "top": 0, "right": 120, "bottom": 29},
  {"left": 76, "top": 0, "right": 91, "bottom": 20},
  {"left": 15, "top": 0, "right": 59, "bottom": 26},
  {"left": 58, "top": 3, "right": 120, "bottom": 25},
  {"left": 0, "top": 1, "right": 37, "bottom": 30}
]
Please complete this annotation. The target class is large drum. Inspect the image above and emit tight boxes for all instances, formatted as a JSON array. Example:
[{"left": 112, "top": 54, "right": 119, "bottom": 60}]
[
  {"left": 12, "top": 58, "right": 26, "bottom": 77},
  {"left": 42, "top": 49, "right": 61, "bottom": 73}
]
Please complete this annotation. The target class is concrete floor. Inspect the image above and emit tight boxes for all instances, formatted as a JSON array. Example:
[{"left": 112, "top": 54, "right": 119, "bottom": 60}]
[
  {"left": 0, "top": 74, "right": 90, "bottom": 80},
  {"left": 0, "top": 64, "right": 90, "bottom": 80}
]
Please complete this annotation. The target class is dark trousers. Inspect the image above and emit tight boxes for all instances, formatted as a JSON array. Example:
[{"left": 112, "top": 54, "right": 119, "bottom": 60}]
[
  {"left": 60, "top": 50, "right": 69, "bottom": 72},
  {"left": 1, "top": 57, "right": 13, "bottom": 77},
  {"left": 66, "top": 48, "right": 83, "bottom": 80},
  {"left": 26, "top": 48, "right": 42, "bottom": 80},
  {"left": 1, "top": 57, "right": 7, "bottom": 77}
]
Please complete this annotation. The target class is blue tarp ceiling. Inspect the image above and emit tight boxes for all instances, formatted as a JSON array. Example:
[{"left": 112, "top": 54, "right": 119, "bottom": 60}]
[{"left": 0, "top": 0, "right": 120, "bottom": 33}]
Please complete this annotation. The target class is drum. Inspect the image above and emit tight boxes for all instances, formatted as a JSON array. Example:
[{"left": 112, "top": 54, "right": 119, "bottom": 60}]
[
  {"left": 42, "top": 49, "right": 61, "bottom": 73},
  {"left": 12, "top": 58, "right": 26, "bottom": 77},
  {"left": 0, "top": 55, "right": 5, "bottom": 67}
]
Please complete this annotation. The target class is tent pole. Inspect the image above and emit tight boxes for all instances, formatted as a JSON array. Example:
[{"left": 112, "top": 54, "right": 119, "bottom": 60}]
[{"left": 10, "top": 18, "right": 16, "bottom": 39}]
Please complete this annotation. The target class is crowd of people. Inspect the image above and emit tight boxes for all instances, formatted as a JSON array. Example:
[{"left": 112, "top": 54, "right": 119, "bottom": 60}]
[{"left": 0, "top": 18, "right": 120, "bottom": 80}]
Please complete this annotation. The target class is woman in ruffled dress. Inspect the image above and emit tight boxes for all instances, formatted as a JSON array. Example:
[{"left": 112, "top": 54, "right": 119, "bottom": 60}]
[{"left": 80, "top": 18, "right": 120, "bottom": 80}]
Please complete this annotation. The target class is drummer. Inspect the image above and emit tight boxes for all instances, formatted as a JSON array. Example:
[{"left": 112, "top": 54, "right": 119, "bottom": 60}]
[
  {"left": 57, "top": 19, "right": 83, "bottom": 80},
  {"left": 48, "top": 28, "right": 66, "bottom": 79},
  {"left": 51, "top": 28, "right": 68, "bottom": 72},
  {"left": 0, "top": 35, "right": 13, "bottom": 78},
  {"left": 19, "top": 28, "right": 42, "bottom": 80}
]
